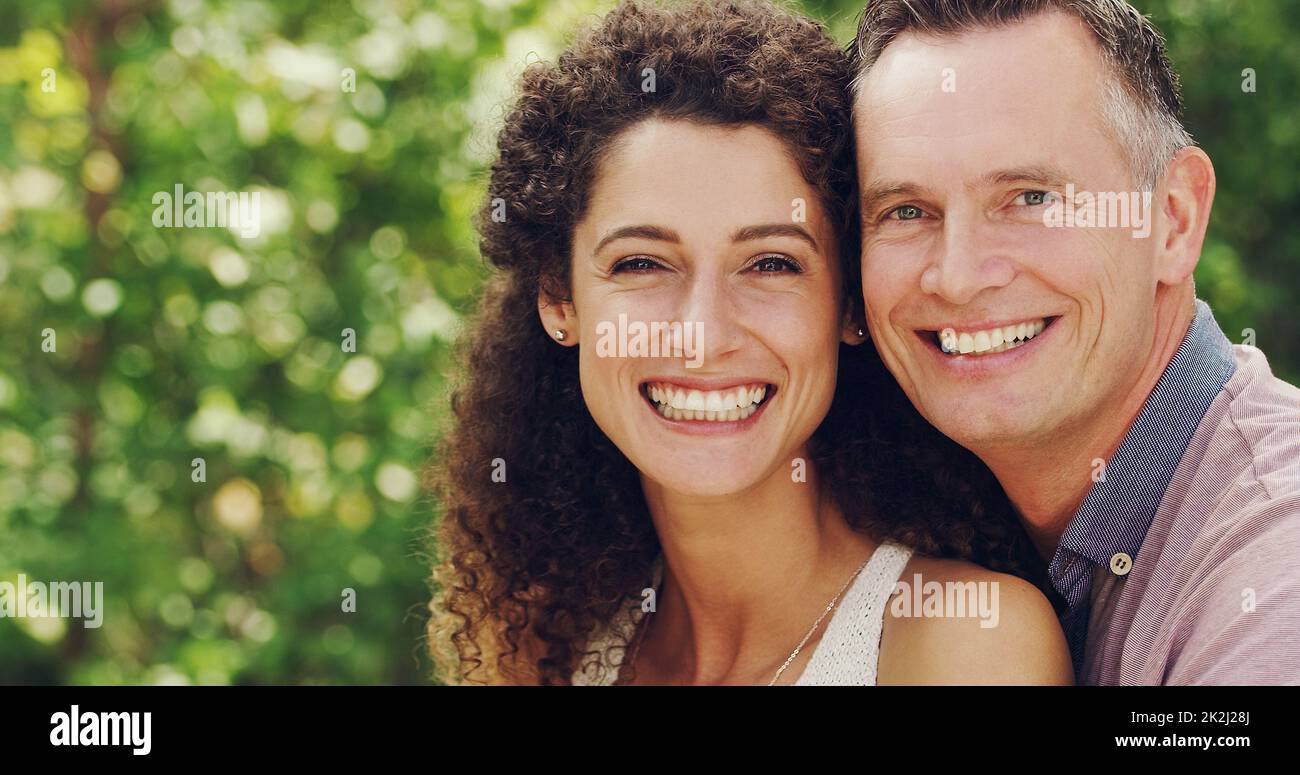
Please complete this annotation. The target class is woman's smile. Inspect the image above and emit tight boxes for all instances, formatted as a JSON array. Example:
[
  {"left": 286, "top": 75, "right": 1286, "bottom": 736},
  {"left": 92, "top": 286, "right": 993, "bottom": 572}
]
[{"left": 638, "top": 379, "right": 776, "bottom": 433}]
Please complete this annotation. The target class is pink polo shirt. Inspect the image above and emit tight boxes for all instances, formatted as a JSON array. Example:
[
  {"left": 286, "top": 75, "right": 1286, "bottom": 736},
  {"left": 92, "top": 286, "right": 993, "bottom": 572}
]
[{"left": 1081, "top": 342, "right": 1300, "bottom": 684}]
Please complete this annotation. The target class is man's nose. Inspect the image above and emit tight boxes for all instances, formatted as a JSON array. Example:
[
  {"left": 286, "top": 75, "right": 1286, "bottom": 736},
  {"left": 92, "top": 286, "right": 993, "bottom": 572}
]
[{"left": 919, "top": 212, "right": 1016, "bottom": 305}]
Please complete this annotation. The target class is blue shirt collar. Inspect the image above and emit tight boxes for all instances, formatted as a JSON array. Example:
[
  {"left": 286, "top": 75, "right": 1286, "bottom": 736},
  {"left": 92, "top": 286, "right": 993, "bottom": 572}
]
[{"left": 1048, "top": 299, "right": 1238, "bottom": 610}]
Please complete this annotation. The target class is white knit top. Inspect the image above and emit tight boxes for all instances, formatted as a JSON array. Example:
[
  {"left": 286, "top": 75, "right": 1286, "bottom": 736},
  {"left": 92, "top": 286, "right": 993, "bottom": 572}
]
[{"left": 572, "top": 541, "right": 914, "bottom": 685}]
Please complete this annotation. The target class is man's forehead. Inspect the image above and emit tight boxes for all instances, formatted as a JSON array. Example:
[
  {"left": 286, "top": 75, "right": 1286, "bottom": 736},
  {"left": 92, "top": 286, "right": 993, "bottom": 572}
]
[
  {"left": 854, "top": 9, "right": 1106, "bottom": 112},
  {"left": 850, "top": 11, "right": 1115, "bottom": 173}
]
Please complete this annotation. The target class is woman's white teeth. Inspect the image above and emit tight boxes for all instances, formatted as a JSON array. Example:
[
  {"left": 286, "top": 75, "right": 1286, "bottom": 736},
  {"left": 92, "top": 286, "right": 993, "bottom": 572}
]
[
  {"left": 646, "top": 383, "right": 768, "bottom": 422},
  {"left": 939, "top": 319, "right": 1046, "bottom": 355}
]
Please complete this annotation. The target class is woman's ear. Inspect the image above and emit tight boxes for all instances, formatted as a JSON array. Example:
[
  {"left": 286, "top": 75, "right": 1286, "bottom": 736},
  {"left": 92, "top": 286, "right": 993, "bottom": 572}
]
[
  {"left": 839, "top": 305, "right": 869, "bottom": 346},
  {"left": 537, "top": 290, "right": 580, "bottom": 346}
]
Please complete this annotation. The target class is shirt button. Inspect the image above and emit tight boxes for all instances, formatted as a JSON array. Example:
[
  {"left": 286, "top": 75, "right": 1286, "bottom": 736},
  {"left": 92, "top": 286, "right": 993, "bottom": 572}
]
[{"left": 1110, "top": 552, "right": 1133, "bottom": 576}]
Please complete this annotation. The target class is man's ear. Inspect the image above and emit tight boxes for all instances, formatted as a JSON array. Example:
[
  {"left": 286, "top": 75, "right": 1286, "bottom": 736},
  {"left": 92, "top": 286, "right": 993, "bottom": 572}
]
[
  {"left": 537, "top": 290, "right": 579, "bottom": 346},
  {"left": 1154, "top": 146, "right": 1215, "bottom": 286}
]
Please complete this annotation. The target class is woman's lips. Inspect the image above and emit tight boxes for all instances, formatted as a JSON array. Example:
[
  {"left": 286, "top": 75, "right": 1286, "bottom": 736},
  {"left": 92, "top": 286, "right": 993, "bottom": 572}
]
[{"left": 638, "top": 380, "right": 775, "bottom": 431}]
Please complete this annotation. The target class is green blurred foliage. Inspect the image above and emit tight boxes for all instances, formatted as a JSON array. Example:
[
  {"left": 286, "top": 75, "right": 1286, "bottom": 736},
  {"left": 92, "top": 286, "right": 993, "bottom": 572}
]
[{"left": 0, "top": 0, "right": 1294, "bottom": 684}]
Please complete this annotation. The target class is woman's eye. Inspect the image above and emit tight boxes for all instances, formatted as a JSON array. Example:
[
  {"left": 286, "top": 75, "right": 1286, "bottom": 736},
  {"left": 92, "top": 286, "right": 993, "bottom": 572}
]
[
  {"left": 888, "top": 204, "right": 926, "bottom": 221},
  {"left": 1014, "top": 190, "right": 1052, "bottom": 206},
  {"left": 611, "top": 256, "right": 662, "bottom": 274},
  {"left": 750, "top": 254, "right": 801, "bottom": 274}
]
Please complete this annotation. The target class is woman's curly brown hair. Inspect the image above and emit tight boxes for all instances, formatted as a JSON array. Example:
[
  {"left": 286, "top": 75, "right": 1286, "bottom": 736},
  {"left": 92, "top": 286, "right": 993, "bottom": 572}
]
[{"left": 426, "top": 0, "right": 1049, "bottom": 686}]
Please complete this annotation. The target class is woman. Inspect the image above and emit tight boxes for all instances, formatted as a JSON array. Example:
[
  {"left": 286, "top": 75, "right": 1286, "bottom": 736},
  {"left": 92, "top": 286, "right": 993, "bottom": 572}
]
[{"left": 428, "top": 0, "right": 1071, "bottom": 685}]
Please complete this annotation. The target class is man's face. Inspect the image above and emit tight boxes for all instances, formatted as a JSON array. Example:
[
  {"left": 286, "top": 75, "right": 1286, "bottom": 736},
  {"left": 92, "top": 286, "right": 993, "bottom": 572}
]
[{"left": 854, "top": 10, "right": 1164, "bottom": 451}]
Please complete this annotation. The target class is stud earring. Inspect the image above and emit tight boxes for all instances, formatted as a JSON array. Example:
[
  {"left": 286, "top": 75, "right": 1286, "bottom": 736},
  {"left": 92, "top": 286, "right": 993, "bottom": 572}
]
[
  {"left": 857, "top": 327, "right": 866, "bottom": 338},
  {"left": 554, "top": 329, "right": 567, "bottom": 341}
]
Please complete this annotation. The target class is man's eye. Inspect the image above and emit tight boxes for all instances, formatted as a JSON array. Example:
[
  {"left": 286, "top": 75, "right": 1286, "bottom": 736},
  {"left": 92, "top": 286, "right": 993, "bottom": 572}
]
[
  {"left": 1014, "top": 190, "right": 1052, "bottom": 206},
  {"left": 888, "top": 204, "right": 926, "bottom": 221},
  {"left": 751, "top": 254, "right": 801, "bottom": 274},
  {"left": 611, "top": 256, "right": 661, "bottom": 274}
]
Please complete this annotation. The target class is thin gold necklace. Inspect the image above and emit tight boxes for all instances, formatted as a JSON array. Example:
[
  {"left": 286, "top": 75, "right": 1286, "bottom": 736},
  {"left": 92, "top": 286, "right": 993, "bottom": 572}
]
[{"left": 623, "top": 554, "right": 874, "bottom": 685}]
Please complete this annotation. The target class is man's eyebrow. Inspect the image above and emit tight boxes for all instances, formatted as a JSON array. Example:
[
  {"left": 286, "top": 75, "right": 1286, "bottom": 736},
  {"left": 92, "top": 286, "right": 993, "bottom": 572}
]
[
  {"left": 980, "top": 165, "right": 1073, "bottom": 189},
  {"left": 593, "top": 224, "right": 680, "bottom": 254},
  {"left": 860, "top": 165, "right": 1076, "bottom": 213},
  {"left": 731, "top": 223, "right": 819, "bottom": 251},
  {"left": 860, "top": 182, "right": 927, "bottom": 215}
]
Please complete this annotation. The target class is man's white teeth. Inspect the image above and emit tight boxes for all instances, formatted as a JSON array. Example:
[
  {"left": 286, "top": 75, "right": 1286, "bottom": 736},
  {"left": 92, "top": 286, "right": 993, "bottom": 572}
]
[
  {"left": 939, "top": 319, "right": 1046, "bottom": 355},
  {"left": 646, "top": 383, "right": 768, "bottom": 422}
]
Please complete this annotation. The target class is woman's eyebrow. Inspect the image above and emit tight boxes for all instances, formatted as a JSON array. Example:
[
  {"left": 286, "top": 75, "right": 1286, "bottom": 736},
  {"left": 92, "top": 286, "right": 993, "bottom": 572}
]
[
  {"left": 594, "top": 224, "right": 680, "bottom": 253},
  {"left": 731, "top": 223, "right": 819, "bottom": 250},
  {"left": 593, "top": 223, "right": 819, "bottom": 253}
]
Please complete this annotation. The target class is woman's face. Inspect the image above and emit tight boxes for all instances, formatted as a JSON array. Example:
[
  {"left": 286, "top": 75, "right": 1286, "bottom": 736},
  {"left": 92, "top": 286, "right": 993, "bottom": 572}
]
[{"left": 555, "top": 119, "right": 857, "bottom": 498}]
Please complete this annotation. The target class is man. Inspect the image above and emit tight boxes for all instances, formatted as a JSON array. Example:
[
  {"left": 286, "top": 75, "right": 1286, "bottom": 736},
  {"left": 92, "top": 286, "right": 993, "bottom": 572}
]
[{"left": 851, "top": 0, "right": 1300, "bottom": 684}]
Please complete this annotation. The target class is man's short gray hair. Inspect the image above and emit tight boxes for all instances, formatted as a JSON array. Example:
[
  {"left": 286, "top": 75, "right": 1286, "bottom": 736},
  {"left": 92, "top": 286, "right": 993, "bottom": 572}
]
[{"left": 850, "top": 0, "right": 1195, "bottom": 189}]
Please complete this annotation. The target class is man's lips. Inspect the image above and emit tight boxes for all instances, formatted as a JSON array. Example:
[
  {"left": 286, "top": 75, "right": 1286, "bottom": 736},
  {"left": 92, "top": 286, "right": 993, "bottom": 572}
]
[{"left": 915, "top": 315, "right": 1062, "bottom": 356}]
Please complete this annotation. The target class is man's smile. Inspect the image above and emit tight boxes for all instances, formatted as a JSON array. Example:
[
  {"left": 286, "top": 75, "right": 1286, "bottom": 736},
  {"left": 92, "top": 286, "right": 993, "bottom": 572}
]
[{"left": 915, "top": 315, "right": 1061, "bottom": 357}]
